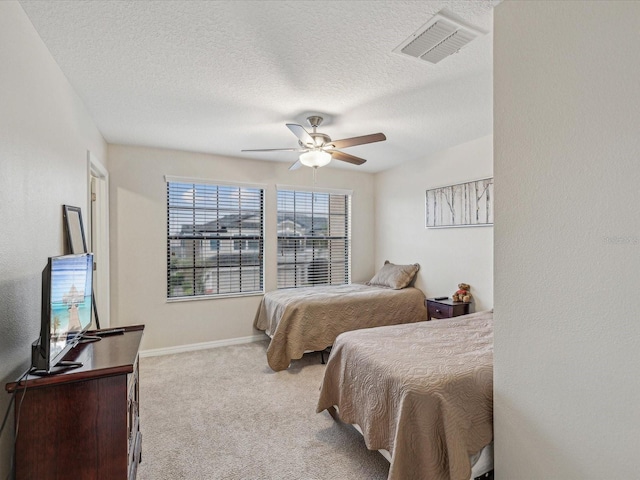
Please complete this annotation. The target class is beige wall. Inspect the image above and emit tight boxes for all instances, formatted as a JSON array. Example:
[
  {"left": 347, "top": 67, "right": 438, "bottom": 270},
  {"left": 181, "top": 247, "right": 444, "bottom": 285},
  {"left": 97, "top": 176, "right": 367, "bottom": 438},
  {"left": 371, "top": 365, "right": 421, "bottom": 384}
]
[
  {"left": 108, "top": 145, "right": 376, "bottom": 350},
  {"left": 494, "top": 1, "right": 640, "bottom": 477},
  {"left": 0, "top": 2, "right": 107, "bottom": 476},
  {"left": 374, "top": 135, "right": 493, "bottom": 311}
]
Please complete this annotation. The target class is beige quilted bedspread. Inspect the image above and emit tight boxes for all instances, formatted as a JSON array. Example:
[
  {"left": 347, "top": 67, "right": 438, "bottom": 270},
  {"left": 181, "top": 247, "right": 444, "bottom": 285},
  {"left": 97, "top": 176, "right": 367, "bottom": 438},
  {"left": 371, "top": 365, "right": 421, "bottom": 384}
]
[
  {"left": 316, "top": 310, "right": 493, "bottom": 480},
  {"left": 253, "top": 284, "right": 427, "bottom": 372}
]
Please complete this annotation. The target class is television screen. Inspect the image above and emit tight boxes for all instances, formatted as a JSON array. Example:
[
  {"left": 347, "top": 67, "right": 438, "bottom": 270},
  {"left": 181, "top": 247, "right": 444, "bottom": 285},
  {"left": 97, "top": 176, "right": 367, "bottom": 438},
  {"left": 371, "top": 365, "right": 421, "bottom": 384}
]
[
  {"left": 49, "top": 254, "right": 93, "bottom": 358},
  {"left": 32, "top": 253, "right": 93, "bottom": 373}
]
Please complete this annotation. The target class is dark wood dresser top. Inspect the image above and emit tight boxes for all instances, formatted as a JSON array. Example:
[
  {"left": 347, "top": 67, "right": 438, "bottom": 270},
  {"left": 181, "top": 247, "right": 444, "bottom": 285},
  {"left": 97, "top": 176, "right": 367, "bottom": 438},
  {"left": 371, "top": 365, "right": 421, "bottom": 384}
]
[{"left": 6, "top": 325, "right": 144, "bottom": 393}]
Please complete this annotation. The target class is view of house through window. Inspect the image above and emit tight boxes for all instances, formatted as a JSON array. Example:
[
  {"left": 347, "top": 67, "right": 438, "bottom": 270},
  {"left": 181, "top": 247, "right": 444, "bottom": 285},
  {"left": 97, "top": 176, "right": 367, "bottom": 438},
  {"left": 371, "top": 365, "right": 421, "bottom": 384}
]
[
  {"left": 167, "top": 180, "right": 264, "bottom": 299},
  {"left": 277, "top": 188, "right": 351, "bottom": 289}
]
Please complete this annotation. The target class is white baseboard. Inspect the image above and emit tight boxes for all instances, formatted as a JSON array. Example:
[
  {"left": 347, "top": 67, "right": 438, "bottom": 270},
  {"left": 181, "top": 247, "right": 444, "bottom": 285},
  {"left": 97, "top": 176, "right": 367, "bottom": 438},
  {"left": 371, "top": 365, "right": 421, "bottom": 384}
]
[{"left": 140, "top": 334, "right": 267, "bottom": 358}]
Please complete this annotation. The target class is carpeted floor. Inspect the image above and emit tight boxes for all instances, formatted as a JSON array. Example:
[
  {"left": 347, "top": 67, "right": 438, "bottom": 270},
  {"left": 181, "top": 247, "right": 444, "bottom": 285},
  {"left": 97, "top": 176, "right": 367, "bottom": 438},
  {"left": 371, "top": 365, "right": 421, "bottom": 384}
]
[{"left": 137, "top": 340, "right": 389, "bottom": 480}]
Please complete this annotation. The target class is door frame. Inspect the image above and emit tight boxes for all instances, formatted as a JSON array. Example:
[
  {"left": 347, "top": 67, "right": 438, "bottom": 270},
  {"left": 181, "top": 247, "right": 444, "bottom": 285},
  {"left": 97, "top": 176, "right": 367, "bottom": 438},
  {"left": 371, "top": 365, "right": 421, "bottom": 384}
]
[{"left": 87, "top": 150, "right": 110, "bottom": 328}]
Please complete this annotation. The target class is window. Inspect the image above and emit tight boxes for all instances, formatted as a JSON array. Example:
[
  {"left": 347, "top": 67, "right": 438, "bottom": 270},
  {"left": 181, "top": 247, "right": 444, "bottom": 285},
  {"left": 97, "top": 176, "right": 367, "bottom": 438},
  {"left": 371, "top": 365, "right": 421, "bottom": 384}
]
[
  {"left": 277, "top": 187, "right": 351, "bottom": 288},
  {"left": 167, "top": 178, "right": 264, "bottom": 299}
]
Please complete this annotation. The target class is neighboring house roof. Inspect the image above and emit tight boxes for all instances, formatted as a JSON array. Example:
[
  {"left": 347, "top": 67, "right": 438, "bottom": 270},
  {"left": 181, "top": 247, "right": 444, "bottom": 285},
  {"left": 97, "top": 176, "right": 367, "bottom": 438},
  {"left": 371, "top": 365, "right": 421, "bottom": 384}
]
[
  {"left": 180, "top": 213, "right": 260, "bottom": 235},
  {"left": 277, "top": 213, "right": 327, "bottom": 233},
  {"left": 180, "top": 213, "right": 327, "bottom": 236}
]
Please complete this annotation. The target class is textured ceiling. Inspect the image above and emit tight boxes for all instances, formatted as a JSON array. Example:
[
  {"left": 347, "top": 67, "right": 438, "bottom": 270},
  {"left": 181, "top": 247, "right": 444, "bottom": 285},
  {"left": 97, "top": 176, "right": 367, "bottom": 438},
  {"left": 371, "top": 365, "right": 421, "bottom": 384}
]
[{"left": 19, "top": 0, "right": 498, "bottom": 172}]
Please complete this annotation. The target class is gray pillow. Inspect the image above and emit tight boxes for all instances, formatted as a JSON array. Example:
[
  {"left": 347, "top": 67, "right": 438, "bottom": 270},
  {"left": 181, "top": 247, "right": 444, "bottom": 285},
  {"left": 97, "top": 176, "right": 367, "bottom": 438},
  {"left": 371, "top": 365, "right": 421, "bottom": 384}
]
[{"left": 367, "top": 260, "right": 420, "bottom": 289}]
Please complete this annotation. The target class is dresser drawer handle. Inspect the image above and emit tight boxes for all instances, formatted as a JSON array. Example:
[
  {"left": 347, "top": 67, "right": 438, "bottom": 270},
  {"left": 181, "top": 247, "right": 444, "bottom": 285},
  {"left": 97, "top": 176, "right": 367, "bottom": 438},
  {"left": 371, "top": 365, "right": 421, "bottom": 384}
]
[{"left": 435, "top": 309, "right": 441, "bottom": 313}]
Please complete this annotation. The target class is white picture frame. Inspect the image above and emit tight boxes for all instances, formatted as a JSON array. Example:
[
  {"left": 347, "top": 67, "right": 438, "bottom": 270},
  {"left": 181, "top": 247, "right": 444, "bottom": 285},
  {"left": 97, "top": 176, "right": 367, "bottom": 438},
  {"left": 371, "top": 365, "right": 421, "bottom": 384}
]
[{"left": 425, "top": 177, "right": 494, "bottom": 228}]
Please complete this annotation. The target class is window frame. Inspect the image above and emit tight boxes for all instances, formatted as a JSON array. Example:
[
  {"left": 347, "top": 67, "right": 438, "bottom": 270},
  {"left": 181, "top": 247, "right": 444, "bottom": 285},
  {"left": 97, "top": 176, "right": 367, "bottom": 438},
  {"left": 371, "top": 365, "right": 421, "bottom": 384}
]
[
  {"left": 166, "top": 176, "right": 265, "bottom": 301},
  {"left": 275, "top": 185, "right": 352, "bottom": 289}
]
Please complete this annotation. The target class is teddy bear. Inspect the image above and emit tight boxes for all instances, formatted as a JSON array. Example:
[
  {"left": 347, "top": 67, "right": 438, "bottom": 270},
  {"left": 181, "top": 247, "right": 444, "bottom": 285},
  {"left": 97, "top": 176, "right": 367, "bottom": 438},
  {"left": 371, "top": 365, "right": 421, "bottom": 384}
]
[{"left": 452, "top": 283, "right": 472, "bottom": 303}]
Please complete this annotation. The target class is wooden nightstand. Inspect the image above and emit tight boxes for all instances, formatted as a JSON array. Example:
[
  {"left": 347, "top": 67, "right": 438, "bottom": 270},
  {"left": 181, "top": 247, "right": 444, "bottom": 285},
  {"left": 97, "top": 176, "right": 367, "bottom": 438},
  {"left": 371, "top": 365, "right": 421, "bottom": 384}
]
[{"left": 426, "top": 298, "right": 471, "bottom": 320}]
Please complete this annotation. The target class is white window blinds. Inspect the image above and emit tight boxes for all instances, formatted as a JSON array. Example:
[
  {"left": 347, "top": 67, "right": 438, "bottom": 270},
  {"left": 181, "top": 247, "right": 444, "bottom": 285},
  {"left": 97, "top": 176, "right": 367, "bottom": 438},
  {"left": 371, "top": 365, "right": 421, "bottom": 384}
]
[
  {"left": 167, "top": 180, "right": 264, "bottom": 299},
  {"left": 276, "top": 188, "right": 351, "bottom": 289}
]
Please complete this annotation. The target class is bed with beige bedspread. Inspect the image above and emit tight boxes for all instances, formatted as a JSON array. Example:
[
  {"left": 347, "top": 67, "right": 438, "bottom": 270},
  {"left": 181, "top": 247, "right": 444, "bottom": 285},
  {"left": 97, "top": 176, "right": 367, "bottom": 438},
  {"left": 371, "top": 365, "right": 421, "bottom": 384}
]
[
  {"left": 253, "top": 283, "right": 427, "bottom": 371},
  {"left": 316, "top": 310, "right": 494, "bottom": 480}
]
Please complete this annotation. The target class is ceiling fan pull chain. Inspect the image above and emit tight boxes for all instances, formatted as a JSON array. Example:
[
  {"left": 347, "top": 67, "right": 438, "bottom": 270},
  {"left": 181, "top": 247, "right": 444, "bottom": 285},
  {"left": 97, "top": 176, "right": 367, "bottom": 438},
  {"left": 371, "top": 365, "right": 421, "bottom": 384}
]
[{"left": 313, "top": 166, "right": 317, "bottom": 187}]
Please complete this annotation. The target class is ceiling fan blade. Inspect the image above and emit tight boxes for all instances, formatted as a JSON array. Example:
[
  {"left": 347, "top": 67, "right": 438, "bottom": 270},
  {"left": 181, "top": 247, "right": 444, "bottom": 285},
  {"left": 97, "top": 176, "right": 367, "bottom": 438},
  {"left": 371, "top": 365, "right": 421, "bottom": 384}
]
[
  {"left": 289, "top": 160, "right": 302, "bottom": 171},
  {"left": 327, "top": 150, "right": 366, "bottom": 165},
  {"left": 286, "top": 123, "right": 315, "bottom": 146},
  {"left": 328, "top": 133, "right": 386, "bottom": 149},
  {"left": 241, "top": 148, "right": 305, "bottom": 152}
]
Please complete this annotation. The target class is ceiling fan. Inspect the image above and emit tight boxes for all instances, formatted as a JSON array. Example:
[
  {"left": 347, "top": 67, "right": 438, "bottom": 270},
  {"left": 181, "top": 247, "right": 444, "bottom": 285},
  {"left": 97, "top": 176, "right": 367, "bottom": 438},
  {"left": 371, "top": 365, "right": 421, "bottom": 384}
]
[{"left": 242, "top": 115, "right": 386, "bottom": 170}]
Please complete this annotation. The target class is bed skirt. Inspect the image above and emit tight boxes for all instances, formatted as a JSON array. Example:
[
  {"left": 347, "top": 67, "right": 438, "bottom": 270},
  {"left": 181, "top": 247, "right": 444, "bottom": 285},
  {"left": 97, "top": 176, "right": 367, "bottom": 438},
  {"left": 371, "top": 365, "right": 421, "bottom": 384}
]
[{"left": 327, "top": 406, "right": 493, "bottom": 480}]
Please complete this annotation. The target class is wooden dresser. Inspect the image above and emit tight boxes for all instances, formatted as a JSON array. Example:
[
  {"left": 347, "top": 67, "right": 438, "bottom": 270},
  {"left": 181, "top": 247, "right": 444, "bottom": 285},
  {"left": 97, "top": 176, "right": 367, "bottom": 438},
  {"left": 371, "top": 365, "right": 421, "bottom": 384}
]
[{"left": 5, "top": 325, "right": 144, "bottom": 480}]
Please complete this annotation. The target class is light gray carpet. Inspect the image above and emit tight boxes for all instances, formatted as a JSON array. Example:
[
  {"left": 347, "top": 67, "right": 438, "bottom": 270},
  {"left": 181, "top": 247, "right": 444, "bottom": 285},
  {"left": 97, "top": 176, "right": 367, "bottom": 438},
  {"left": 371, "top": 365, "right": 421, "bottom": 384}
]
[{"left": 137, "top": 340, "right": 389, "bottom": 480}]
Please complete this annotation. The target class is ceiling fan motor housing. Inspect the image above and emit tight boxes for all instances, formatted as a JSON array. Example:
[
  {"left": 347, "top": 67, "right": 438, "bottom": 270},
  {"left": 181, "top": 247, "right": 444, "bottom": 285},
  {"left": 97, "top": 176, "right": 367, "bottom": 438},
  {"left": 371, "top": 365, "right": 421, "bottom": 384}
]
[
  {"left": 312, "top": 133, "right": 332, "bottom": 148},
  {"left": 298, "top": 133, "right": 330, "bottom": 148},
  {"left": 299, "top": 116, "right": 331, "bottom": 148}
]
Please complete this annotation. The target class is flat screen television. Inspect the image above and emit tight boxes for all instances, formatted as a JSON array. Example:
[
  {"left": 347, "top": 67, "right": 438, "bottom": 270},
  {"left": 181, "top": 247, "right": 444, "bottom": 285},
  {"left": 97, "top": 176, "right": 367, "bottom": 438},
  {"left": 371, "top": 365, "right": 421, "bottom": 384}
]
[{"left": 31, "top": 253, "right": 94, "bottom": 373}]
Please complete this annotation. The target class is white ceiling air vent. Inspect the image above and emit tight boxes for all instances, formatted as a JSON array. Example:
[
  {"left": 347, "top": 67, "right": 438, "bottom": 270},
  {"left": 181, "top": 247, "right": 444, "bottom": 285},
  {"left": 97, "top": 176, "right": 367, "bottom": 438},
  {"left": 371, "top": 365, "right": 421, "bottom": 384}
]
[{"left": 393, "top": 11, "right": 488, "bottom": 64}]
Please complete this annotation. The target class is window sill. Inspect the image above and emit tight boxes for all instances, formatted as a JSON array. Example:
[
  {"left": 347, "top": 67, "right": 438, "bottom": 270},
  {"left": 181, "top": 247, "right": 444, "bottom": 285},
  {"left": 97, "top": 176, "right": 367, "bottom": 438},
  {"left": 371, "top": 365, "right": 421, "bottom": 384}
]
[{"left": 166, "top": 291, "right": 264, "bottom": 303}]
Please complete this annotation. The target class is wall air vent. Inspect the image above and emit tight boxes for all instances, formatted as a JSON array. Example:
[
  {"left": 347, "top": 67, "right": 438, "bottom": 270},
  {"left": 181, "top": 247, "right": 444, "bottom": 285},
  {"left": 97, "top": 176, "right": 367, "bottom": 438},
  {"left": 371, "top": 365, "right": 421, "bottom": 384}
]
[{"left": 393, "top": 11, "right": 488, "bottom": 64}]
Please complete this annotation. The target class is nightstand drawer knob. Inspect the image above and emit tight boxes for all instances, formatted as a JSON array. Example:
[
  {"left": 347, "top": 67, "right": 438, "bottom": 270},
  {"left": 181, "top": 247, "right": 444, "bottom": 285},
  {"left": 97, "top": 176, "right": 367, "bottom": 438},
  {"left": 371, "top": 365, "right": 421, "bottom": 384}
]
[{"left": 435, "top": 309, "right": 441, "bottom": 313}]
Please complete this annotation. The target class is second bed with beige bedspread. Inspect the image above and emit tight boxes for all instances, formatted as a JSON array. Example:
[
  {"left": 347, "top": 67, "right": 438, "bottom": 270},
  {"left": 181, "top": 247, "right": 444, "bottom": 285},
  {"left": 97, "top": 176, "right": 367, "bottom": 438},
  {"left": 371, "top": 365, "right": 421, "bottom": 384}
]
[{"left": 254, "top": 283, "right": 427, "bottom": 371}]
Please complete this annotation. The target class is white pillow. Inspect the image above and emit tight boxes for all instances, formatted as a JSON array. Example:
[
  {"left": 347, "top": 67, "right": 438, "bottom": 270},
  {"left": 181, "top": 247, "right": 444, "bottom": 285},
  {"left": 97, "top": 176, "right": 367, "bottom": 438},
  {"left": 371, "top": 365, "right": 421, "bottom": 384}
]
[{"left": 367, "top": 260, "right": 420, "bottom": 289}]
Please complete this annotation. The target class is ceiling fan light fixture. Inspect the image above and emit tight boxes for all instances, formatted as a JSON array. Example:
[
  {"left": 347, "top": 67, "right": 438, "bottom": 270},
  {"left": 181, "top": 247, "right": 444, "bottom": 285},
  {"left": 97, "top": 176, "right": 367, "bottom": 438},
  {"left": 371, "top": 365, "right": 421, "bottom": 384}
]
[{"left": 299, "top": 150, "right": 332, "bottom": 168}]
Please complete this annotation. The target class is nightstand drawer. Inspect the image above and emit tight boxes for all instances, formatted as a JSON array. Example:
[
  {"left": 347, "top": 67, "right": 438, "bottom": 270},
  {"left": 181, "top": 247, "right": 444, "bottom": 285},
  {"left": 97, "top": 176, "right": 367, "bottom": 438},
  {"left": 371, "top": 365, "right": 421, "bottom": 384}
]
[
  {"left": 426, "top": 298, "right": 471, "bottom": 320},
  {"left": 427, "top": 302, "right": 453, "bottom": 319}
]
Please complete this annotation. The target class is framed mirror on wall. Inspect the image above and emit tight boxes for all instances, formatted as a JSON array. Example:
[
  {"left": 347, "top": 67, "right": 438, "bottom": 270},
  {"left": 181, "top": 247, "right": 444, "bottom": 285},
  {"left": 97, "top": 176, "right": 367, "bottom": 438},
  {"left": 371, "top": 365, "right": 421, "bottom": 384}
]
[
  {"left": 63, "top": 205, "right": 101, "bottom": 329},
  {"left": 63, "top": 205, "right": 88, "bottom": 253}
]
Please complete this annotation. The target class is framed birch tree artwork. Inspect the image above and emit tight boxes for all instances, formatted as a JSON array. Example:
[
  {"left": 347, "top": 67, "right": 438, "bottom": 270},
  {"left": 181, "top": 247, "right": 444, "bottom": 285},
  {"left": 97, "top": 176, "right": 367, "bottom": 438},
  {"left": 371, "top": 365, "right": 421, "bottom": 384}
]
[{"left": 425, "top": 177, "right": 493, "bottom": 228}]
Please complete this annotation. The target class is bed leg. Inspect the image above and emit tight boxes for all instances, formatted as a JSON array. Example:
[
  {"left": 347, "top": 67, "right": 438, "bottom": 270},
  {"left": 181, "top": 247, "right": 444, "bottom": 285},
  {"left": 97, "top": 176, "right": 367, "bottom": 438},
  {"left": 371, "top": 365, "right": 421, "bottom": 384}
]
[
  {"left": 327, "top": 406, "right": 340, "bottom": 422},
  {"left": 320, "top": 346, "right": 332, "bottom": 364}
]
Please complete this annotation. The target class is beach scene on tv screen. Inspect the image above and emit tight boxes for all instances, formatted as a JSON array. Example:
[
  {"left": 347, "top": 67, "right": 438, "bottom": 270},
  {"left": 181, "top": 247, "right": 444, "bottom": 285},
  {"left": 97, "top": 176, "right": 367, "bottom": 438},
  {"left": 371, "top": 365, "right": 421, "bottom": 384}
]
[{"left": 50, "top": 257, "right": 92, "bottom": 358}]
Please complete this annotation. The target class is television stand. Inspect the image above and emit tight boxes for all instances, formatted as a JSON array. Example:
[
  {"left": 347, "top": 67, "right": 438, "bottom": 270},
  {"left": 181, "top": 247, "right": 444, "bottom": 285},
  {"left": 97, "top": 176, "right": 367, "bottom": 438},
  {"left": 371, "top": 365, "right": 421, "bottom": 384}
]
[
  {"left": 55, "top": 360, "right": 83, "bottom": 367},
  {"left": 5, "top": 324, "right": 144, "bottom": 480},
  {"left": 29, "top": 360, "right": 83, "bottom": 377}
]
